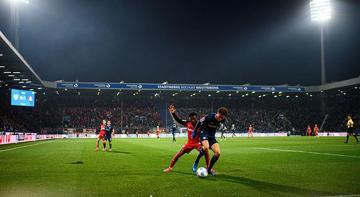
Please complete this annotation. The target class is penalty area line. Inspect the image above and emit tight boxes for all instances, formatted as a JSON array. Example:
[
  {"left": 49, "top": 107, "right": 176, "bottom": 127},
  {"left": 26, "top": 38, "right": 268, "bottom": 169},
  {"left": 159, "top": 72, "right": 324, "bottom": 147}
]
[
  {"left": 0, "top": 140, "right": 55, "bottom": 153},
  {"left": 252, "top": 147, "right": 360, "bottom": 159}
]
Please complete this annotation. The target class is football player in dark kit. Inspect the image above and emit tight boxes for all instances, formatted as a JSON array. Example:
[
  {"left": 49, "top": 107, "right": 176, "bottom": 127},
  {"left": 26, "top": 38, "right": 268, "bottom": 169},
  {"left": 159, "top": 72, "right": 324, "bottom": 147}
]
[
  {"left": 105, "top": 120, "right": 114, "bottom": 151},
  {"left": 192, "top": 107, "right": 229, "bottom": 176},
  {"left": 171, "top": 122, "right": 177, "bottom": 142}
]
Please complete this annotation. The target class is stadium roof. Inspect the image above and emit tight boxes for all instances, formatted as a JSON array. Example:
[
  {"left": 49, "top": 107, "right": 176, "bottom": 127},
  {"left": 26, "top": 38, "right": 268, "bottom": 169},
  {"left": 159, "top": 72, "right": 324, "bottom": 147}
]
[
  {"left": 0, "top": 31, "right": 44, "bottom": 90},
  {"left": 0, "top": 31, "right": 359, "bottom": 94}
]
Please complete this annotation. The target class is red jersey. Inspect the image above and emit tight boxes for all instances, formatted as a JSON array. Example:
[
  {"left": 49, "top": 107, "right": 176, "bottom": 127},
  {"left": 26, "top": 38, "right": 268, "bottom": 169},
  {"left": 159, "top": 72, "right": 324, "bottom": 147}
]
[
  {"left": 185, "top": 121, "right": 200, "bottom": 144},
  {"left": 314, "top": 127, "right": 319, "bottom": 133},
  {"left": 248, "top": 126, "right": 253, "bottom": 132},
  {"left": 100, "top": 124, "right": 105, "bottom": 132},
  {"left": 307, "top": 127, "right": 311, "bottom": 133}
]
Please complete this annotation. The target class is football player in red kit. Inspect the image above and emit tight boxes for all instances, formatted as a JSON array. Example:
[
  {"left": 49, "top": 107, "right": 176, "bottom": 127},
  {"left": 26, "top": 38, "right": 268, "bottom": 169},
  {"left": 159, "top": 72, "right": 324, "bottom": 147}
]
[
  {"left": 96, "top": 119, "right": 107, "bottom": 151},
  {"left": 313, "top": 124, "right": 319, "bottom": 137},
  {"left": 307, "top": 125, "right": 312, "bottom": 136},
  {"left": 163, "top": 105, "right": 210, "bottom": 173},
  {"left": 248, "top": 124, "right": 254, "bottom": 138}
]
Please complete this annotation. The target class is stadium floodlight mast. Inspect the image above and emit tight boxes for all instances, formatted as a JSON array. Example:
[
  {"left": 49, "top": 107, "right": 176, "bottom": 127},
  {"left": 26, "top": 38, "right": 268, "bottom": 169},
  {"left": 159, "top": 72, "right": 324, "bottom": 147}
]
[
  {"left": 310, "top": 0, "right": 331, "bottom": 85},
  {"left": 9, "top": 0, "right": 29, "bottom": 50}
]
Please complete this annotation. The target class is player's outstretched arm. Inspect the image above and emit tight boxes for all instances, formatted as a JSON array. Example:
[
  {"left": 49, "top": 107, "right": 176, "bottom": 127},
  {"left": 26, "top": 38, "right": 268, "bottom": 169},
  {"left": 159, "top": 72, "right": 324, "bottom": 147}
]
[{"left": 169, "top": 105, "right": 187, "bottom": 126}]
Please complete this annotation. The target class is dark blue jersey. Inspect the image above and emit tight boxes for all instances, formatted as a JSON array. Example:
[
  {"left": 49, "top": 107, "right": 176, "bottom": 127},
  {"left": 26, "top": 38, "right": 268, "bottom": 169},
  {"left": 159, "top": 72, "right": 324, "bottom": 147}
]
[
  {"left": 171, "top": 124, "right": 177, "bottom": 134},
  {"left": 192, "top": 113, "right": 225, "bottom": 139},
  {"left": 105, "top": 125, "right": 113, "bottom": 136}
]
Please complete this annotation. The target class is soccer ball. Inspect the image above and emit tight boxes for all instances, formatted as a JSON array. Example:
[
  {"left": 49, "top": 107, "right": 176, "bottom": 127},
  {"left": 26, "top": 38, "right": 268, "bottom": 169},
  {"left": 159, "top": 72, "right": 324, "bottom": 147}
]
[{"left": 196, "top": 167, "right": 208, "bottom": 178}]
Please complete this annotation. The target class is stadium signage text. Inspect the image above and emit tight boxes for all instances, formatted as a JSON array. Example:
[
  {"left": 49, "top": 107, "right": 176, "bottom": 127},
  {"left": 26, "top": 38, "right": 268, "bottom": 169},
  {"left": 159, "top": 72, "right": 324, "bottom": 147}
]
[{"left": 56, "top": 82, "right": 305, "bottom": 92}]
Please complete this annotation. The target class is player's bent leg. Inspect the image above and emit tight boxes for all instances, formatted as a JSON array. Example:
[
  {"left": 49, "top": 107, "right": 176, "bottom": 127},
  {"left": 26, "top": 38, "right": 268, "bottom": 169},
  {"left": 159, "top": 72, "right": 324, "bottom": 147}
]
[
  {"left": 102, "top": 139, "right": 106, "bottom": 151},
  {"left": 208, "top": 143, "right": 221, "bottom": 176},
  {"left": 164, "top": 148, "right": 187, "bottom": 173},
  {"left": 201, "top": 140, "right": 210, "bottom": 151},
  {"left": 192, "top": 147, "right": 205, "bottom": 173},
  {"left": 96, "top": 138, "right": 100, "bottom": 151}
]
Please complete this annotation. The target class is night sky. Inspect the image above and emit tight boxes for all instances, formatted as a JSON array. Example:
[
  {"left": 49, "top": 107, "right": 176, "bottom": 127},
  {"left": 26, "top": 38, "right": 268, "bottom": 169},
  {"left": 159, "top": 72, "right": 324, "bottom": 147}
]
[{"left": 0, "top": 0, "right": 359, "bottom": 85}]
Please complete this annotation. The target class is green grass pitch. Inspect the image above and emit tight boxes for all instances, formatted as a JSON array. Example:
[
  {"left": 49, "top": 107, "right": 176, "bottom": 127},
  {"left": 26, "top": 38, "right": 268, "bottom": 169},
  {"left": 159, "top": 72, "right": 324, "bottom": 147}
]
[{"left": 1, "top": 137, "right": 360, "bottom": 197}]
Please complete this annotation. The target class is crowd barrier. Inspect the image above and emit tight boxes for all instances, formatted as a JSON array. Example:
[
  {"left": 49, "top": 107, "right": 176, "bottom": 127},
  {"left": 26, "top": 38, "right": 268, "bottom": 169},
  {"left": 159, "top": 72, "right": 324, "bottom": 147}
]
[{"left": 0, "top": 133, "right": 66, "bottom": 145}]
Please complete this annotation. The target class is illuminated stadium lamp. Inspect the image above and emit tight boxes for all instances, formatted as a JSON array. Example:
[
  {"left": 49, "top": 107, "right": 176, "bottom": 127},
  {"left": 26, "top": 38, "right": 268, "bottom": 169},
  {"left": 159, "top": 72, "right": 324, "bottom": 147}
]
[
  {"left": 56, "top": 91, "right": 59, "bottom": 95},
  {"left": 13, "top": 71, "right": 20, "bottom": 74},
  {"left": 310, "top": 0, "right": 331, "bottom": 22},
  {"left": 8, "top": 74, "right": 15, "bottom": 77},
  {"left": 251, "top": 91, "right": 255, "bottom": 94},
  {"left": 236, "top": 91, "right": 239, "bottom": 94},
  {"left": 22, "top": 85, "right": 26, "bottom": 88},
  {"left": 0, "top": 66, "right": 5, "bottom": 68},
  {"left": 295, "top": 95, "right": 299, "bottom": 98},
  {"left": 4, "top": 71, "right": 11, "bottom": 74},
  {"left": 22, "top": 78, "right": 28, "bottom": 81},
  {"left": 258, "top": 95, "right": 262, "bottom": 98},
  {"left": 286, "top": 95, "right": 290, "bottom": 98},
  {"left": 310, "top": 0, "right": 331, "bottom": 84},
  {"left": 13, "top": 78, "right": 20, "bottom": 81},
  {"left": 25, "top": 81, "right": 32, "bottom": 83},
  {"left": 274, "top": 95, "right": 278, "bottom": 98},
  {"left": 162, "top": 81, "right": 168, "bottom": 85},
  {"left": 18, "top": 81, "right": 24, "bottom": 84},
  {"left": 37, "top": 87, "right": 42, "bottom": 90},
  {"left": 0, "top": 53, "right": 3, "bottom": 56},
  {"left": 228, "top": 94, "right": 232, "bottom": 97},
  {"left": 29, "top": 88, "right": 33, "bottom": 91},
  {"left": 245, "top": 93, "right": 249, "bottom": 96},
  {"left": 208, "top": 94, "right": 211, "bottom": 97},
  {"left": 120, "top": 80, "right": 124, "bottom": 83},
  {"left": 216, "top": 91, "right": 220, "bottom": 94},
  {"left": 241, "top": 95, "right": 245, "bottom": 98}
]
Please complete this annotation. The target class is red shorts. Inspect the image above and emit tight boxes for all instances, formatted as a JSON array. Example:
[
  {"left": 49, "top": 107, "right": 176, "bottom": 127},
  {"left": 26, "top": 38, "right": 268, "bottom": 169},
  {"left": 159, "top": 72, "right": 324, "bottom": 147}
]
[
  {"left": 98, "top": 131, "right": 106, "bottom": 139},
  {"left": 182, "top": 142, "right": 202, "bottom": 153}
]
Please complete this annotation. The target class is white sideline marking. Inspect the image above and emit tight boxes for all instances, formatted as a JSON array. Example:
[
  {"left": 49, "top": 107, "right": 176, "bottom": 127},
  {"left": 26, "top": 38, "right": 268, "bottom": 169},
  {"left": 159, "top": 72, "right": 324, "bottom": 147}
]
[
  {"left": 253, "top": 147, "right": 360, "bottom": 159},
  {"left": 320, "top": 195, "right": 360, "bottom": 197},
  {"left": 0, "top": 140, "right": 54, "bottom": 153}
]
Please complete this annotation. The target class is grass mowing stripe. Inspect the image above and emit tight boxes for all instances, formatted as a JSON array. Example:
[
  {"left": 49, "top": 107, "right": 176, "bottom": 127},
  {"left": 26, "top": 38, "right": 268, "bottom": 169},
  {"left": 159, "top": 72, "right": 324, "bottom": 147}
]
[
  {"left": 0, "top": 140, "right": 55, "bottom": 153},
  {"left": 253, "top": 147, "right": 360, "bottom": 159}
]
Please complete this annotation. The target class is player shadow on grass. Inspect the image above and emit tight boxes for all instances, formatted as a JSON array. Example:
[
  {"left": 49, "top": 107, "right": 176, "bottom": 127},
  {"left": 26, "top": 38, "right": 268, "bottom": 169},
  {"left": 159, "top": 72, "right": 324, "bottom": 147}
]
[
  {"left": 68, "top": 161, "right": 84, "bottom": 164},
  {"left": 109, "top": 150, "right": 132, "bottom": 154},
  {"left": 216, "top": 174, "right": 338, "bottom": 196}
]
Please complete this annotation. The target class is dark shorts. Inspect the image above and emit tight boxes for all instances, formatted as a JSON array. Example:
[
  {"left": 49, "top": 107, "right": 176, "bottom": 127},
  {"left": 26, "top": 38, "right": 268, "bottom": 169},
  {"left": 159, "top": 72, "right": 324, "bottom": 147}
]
[
  {"left": 105, "top": 135, "right": 112, "bottom": 142},
  {"left": 200, "top": 132, "right": 218, "bottom": 147},
  {"left": 347, "top": 128, "right": 354, "bottom": 135}
]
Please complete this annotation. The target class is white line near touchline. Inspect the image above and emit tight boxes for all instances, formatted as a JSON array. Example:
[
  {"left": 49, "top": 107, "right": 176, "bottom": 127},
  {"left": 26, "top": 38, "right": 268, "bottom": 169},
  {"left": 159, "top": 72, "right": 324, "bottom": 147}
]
[
  {"left": 0, "top": 140, "right": 55, "bottom": 153},
  {"left": 252, "top": 147, "right": 360, "bottom": 159}
]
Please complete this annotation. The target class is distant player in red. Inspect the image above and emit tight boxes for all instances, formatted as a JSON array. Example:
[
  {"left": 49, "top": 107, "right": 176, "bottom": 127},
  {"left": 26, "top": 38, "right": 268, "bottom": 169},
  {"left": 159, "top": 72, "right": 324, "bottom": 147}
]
[
  {"left": 156, "top": 125, "right": 160, "bottom": 140},
  {"left": 163, "top": 105, "right": 210, "bottom": 173},
  {"left": 313, "top": 124, "right": 319, "bottom": 137},
  {"left": 248, "top": 124, "right": 253, "bottom": 138},
  {"left": 307, "top": 125, "right": 312, "bottom": 136},
  {"left": 96, "top": 119, "right": 107, "bottom": 151}
]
